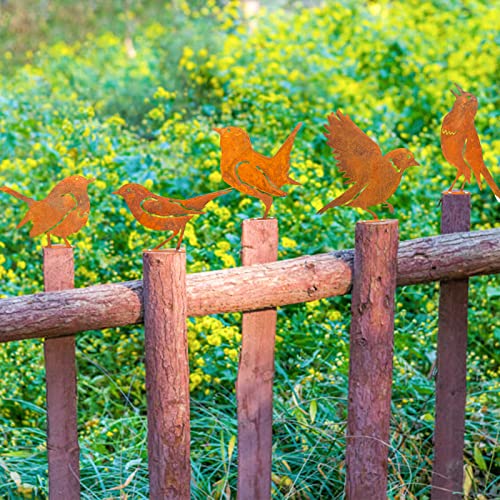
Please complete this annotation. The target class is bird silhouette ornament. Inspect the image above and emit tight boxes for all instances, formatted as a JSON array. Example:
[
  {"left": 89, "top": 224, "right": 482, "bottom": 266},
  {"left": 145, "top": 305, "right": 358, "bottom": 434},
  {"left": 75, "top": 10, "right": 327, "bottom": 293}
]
[
  {"left": 114, "top": 183, "right": 232, "bottom": 250},
  {"left": 0, "top": 175, "right": 94, "bottom": 247},
  {"left": 317, "top": 111, "right": 419, "bottom": 219},
  {"left": 441, "top": 83, "right": 500, "bottom": 198},
  {"left": 213, "top": 123, "right": 303, "bottom": 218}
]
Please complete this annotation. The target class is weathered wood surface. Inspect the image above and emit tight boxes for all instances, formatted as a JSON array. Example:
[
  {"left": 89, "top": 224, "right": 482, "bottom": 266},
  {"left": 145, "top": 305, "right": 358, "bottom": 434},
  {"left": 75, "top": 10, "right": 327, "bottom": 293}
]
[
  {"left": 143, "top": 250, "right": 190, "bottom": 499},
  {"left": 345, "top": 220, "right": 398, "bottom": 499},
  {"left": 0, "top": 229, "right": 499, "bottom": 342},
  {"left": 432, "top": 193, "right": 471, "bottom": 499},
  {"left": 43, "top": 246, "right": 80, "bottom": 500},
  {"left": 237, "top": 218, "right": 278, "bottom": 500}
]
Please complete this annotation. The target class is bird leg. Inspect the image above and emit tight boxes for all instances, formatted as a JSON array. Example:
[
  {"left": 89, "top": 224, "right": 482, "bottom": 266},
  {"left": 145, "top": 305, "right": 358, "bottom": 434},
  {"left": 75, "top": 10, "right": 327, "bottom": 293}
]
[
  {"left": 176, "top": 227, "right": 186, "bottom": 251},
  {"left": 365, "top": 208, "right": 379, "bottom": 220},
  {"left": 262, "top": 197, "right": 273, "bottom": 219},
  {"left": 63, "top": 237, "right": 72, "bottom": 248},
  {"left": 152, "top": 230, "right": 180, "bottom": 251},
  {"left": 47, "top": 234, "right": 52, "bottom": 247},
  {"left": 446, "top": 173, "right": 460, "bottom": 193},
  {"left": 459, "top": 178, "right": 467, "bottom": 192},
  {"left": 384, "top": 202, "right": 395, "bottom": 214}
]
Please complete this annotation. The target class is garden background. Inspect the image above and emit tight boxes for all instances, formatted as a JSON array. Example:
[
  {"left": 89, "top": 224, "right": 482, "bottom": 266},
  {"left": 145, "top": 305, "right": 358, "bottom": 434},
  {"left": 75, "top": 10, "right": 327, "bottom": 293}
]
[{"left": 0, "top": 0, "right": 498, "bottom": 498}]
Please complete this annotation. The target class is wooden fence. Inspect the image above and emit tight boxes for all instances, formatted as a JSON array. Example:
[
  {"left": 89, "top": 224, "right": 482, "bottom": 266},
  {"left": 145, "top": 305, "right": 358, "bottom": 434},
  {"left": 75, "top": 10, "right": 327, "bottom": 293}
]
[{"left": 1, "top": 191, "right": 499, "bottom": 499}]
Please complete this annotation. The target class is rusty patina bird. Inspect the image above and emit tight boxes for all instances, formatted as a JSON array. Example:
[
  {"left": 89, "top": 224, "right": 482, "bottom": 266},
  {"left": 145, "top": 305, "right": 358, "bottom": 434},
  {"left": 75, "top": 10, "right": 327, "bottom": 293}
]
[
  {"left": 0, "top": 175, "right": 94, "bottom": 247},
  {"left": 441, "top": 83, "right": 500, "bottom": 198},
  {"left": 114, "top": 183, "right": 232, "bottom": 250},
  {"left": 317, "top": 111, "right": 419, "bottom": 218},
  {"left": 213, "top": 123, "right": 303, "bottom": 218}
]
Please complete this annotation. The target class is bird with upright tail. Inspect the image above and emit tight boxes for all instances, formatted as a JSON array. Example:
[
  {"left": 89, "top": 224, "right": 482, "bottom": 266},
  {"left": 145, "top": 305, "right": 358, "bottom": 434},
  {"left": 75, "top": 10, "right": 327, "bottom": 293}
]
[
  {"left": 0, "top": 175, "right": 94, "bottom": 247},
  {"left": 113, "top": 183, "right": 232, "bottom": 250},
  {"left": 317, "top": 111, "right": 419, "bottom": 218},
  {"left": 441, "top": 83, "right": 500, "bottom": 199},
  {"left": 213, "top": 123, "right": 303, "bottom": 218}
]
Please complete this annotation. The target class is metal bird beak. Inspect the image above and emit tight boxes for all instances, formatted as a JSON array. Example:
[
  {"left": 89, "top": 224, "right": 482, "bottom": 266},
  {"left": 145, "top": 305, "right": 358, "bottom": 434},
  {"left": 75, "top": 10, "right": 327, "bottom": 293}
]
[
  {"left": 454, "top": 83, "right": 466, "bottom": 94},
  {"left": 87, "top": 177, "right": 96, "bottom": 184},
  {"left": 410, "top": 159, "right": 420, "bottom": 167},
  {"left": 212, "top": 127, "right": 222, "bottom": 134}
]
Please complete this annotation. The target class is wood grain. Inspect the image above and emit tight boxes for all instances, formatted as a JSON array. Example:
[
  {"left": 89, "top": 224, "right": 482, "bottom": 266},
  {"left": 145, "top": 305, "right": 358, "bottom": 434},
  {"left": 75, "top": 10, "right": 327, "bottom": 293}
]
[
  {"left": 431, "top": 192, "right": 471, "bottom": 499},
  {"left": 43, "top": 245, "right": 80, "bottom": 500},
  {"left": 237, "top": 218, "right": 278, "bottom": 500},
  {"left": 0, "top": 229, "right": 498, "bottom": 342},
  {"left": 345, "top": 220, "right": 398, "bottom": 499},
  {"left": 143, "top": 249, "right": 190, "bottom": 499}
]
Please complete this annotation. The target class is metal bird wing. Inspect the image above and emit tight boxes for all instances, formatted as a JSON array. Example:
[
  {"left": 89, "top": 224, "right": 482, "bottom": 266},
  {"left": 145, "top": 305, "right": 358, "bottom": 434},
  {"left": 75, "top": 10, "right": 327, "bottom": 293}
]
[
  {"left": 141, "top": 196, "right": 204, "bottom": 218},
  {"left": 325, "top": 111, "right": 383, "bottom": 185},
  {"left": 21, "top": 194, "right": 78, "bottom": 237},
  {"left": 236, "top": 161, "right": 287, "bottom": 197}
]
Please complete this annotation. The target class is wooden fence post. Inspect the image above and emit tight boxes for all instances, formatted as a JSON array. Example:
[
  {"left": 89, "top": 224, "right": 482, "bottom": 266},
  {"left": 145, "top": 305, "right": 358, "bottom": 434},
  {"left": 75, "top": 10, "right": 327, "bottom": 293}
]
[
  {"left": 43, "top": 245, "right": 80, "bottom": 499},
  {"left": 345, "top": 219, "right": 399, "bottom": 499},
  {"left": 143, "top": 249, "right": 190, "bottom": 499},
  {"left": 431, "top": 192, "right": 471, "bottom": 499},
  {"left": 237, "top": 218, "right": 279, "bottom": 500}
]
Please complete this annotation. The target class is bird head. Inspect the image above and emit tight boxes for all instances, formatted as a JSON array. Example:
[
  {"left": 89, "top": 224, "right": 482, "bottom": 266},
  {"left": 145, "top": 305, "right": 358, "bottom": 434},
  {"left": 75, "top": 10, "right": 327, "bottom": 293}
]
[
  {"left": 213, "top": 126, "right": 252, "bottom": 149},
  {"left": 388, "top": 149, "right": 420, "bottom": 172},
  {"left": 112, "top": 183, "right": 150, "bottom": 202},
  {"left": 450, "top": 83, "right": 478, "bottom": 115},
  {"left": 65, "top": 175, "right": 95, "bottom": 189}
]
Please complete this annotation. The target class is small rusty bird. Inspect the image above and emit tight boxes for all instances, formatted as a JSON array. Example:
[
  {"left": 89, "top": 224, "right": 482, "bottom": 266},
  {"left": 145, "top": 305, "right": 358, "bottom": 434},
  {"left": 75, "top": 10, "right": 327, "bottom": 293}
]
[
  {"left": 114, "top": 183, "right": 232, "bottom": 250},
  {"left": 441, "top": 83, "right": 500, "bottom": 198},
  {"left": 213, "top": 123, "right": 303, "bottom": 218},
  {"left": 317, "top": 111, "right": 419, "bottom": 218},
  {"left": 0, "top": 175, "right": 94, "bottom": 247}
]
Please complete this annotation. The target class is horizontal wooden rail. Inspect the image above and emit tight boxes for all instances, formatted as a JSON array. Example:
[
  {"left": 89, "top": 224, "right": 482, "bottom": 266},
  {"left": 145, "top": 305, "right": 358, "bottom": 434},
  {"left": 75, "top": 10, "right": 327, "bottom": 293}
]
[{"left": 0, "top": 228, "right": 498, "bottom": 343}]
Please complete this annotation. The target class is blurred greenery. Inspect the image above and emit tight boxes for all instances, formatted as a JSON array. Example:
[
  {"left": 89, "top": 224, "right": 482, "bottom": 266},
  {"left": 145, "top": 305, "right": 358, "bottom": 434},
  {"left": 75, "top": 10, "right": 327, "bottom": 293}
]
[{"left": 0, "top": 0, "right": 499, "bottom": 498}]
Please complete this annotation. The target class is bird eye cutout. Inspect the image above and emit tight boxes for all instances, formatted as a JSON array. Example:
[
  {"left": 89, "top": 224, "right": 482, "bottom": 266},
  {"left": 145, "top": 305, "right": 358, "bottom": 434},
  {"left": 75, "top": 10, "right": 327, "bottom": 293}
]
[
  {"left": 126, "top": 188, "right": 132, "bottom": 193},
  {"left": 407, "top": 154, "right": 412, "bottom": 159}
]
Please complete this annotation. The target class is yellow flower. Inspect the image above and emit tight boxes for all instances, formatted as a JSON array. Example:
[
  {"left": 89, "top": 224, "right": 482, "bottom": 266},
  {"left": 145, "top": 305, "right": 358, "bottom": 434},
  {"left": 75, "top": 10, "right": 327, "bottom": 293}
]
[{"left": 282, "top": 236, "right": 297, "bottom": 249}]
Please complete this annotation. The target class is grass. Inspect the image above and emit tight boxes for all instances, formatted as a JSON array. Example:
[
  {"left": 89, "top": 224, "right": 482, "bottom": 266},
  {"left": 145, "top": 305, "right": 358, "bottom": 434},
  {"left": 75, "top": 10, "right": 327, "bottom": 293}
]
[{"left": 0, "top": 0, "right": 499, "bottom": 498}]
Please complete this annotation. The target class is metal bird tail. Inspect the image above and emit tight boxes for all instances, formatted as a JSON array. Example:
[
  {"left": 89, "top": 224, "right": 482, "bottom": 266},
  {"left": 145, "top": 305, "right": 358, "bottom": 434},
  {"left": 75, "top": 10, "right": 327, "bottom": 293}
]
[
  {"left": 181, "top": 188, "right": 233, "bottom": 211},
  {"left": 0, "top": 186, "right": 34, "bottom": 206},
  {"left": 480, "top": 165, "right": 500, "bottom": 200},
  {"left": 317, "top": 184, "right": 361, "bottom": 215},
  {"left": 272, "top": 122, "right": 303, "bottom": 185}
]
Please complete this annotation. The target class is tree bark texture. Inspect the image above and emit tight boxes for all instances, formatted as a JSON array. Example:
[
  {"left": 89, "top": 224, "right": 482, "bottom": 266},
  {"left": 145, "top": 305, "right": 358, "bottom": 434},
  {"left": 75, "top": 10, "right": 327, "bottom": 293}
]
[
  {"left": 237, "top": 218, "right": 278, "bottom": 500},
  {"left": 43, "top": 246, "right": 80, "bottom": 500},
  {"left": 432, "top": 192, "right": 471, "bottom": 499},
  {"left": 345, "top": 220, "right": 398, "bottom": 500},
  {"left": 143, "top": 249, "right": 190, "bottom": 499},
  {"left": 0, "top": 229, "right": 498, "bottom": 342}
]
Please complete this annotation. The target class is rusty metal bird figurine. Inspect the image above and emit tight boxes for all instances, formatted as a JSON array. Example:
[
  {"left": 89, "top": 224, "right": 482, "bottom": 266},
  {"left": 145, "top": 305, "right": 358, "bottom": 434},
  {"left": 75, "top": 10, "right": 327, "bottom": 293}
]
[
  {"left": 213, "top": 123, "right": 303, "bottom": 218},
  {"left": 317, "top": 111, "right": 419, "bottom": 218},
  {"left": 441, "top": 83, "right": 500, "bottom": 198},
  {"left": 114, "top": 183, "right": 232, "bottom": 250},
  {"left": 0, "top": 175, "right": 94, "bottom": 247}
]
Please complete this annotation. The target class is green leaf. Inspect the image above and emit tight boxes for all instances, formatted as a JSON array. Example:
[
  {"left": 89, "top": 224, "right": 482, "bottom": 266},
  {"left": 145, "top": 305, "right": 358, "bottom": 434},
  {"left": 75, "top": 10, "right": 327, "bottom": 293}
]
[
  {"left": 309, "top": 399, "right": 318, "bottom": 424},
  {"left": 474, "top": 445, "right": 487, "bottom": 471}
]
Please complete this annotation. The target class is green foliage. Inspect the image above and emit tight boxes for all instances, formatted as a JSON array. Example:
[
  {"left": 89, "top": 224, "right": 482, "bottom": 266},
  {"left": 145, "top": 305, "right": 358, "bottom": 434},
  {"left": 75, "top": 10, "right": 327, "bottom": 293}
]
[{"left": 0, "top": 0, "right": 499, "bottom": 498}]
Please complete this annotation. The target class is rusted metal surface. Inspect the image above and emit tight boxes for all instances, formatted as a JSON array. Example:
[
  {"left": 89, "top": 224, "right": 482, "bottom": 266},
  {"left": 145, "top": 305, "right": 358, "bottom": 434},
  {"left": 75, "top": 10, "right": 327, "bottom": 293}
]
[
  {"left": 441, "top": 84, "right": 500, "bottom": 196},
  {"left": 345, "top": 219, "right": 398, "bottom": 499},
  {"left": 0, "top": 228, "right": 499, "bottom": 343},
  {"left": 143, "top": 249, "right": 190, "bottom": 499},
  {"left": 114, "top": 184, "right": 231, "bottom": 250},
  {"left": 237, "top": 218, "right": 278, "bottom": 500},
  {"left": 318, "top": 111, "right": 419, "bottom": 218},
  {"left": 0, "top": 175, "right": 94, "bottom": 247},
  {"left": 431, "top": 192, "right": 470, "bottom": 499},
  {"left": 214, "top": 123, "right": 302, "bottom": 218},
  {"left": 43, "top": 246, "right": 80, "bottom": 499}
]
